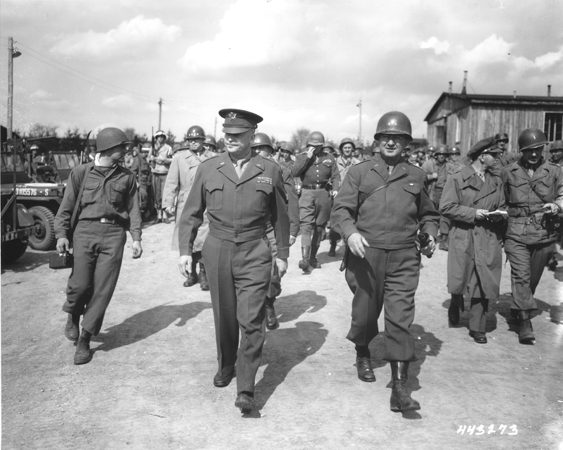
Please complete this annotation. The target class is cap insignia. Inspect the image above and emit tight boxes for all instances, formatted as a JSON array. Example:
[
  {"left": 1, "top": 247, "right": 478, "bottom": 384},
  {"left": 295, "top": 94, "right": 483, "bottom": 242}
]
[{"left": 228, "top": 112, "right": 237, "bottom": 122}]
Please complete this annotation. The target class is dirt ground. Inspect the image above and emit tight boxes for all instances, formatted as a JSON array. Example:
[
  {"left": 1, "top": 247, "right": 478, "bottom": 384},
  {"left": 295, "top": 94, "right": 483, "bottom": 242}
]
[{"left": 2, "top": 220, "right": 562, "bottom": 450}]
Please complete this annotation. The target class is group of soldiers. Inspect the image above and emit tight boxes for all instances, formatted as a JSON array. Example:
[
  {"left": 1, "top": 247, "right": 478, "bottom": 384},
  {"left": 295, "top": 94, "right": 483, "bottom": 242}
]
[{"left": 53, "top": 107, "right": 562, "bottom": 416}]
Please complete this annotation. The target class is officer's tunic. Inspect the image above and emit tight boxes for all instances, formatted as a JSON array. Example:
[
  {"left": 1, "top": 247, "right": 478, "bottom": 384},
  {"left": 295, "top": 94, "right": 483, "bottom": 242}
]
[
  {"left": 500, "top": 160, "right": 563, "bottom": 312},
  {"left": 179, "top": 151, "right": 290, "bottom": 395},
  {"left": 331, "top": 156, "right": 439, "bottom": 361},
  {"left": 162, "top": 149, "right": 214, "bottom": 251},
  {"left": 292, "top": 151, "right": 340, "bottom": 246},
  {"left": 440, "top": 166, "right": 506, "bottom": 331},
  {"left": 54, "top": 162, "right": 142, "bottom": 335}
]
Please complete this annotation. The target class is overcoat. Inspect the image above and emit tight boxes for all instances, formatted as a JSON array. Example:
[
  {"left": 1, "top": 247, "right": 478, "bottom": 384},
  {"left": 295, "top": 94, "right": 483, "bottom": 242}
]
[{"left": 440, "top": 166, "right": 506, "bottom": 299}]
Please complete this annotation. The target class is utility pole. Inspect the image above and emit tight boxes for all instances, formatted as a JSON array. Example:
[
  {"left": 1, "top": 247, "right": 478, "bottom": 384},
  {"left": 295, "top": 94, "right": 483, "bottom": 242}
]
[
  {"left": 357, "top": 98, "right": 362, "bottom": 143},
  {"left": 214, "top": 116, "right": 217, "bottom": 139},
  {"left": 158, "top": 98, "right": 163, "bottom": 131},
  {"left": 7, "top": 37, "right": 21, "bottom": 140}
]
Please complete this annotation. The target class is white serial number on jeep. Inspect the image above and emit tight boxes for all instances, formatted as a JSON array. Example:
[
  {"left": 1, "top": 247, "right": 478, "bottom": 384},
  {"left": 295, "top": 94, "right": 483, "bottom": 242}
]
[{"left": 16, "top": 188, "right": 38, "bottom": 196}]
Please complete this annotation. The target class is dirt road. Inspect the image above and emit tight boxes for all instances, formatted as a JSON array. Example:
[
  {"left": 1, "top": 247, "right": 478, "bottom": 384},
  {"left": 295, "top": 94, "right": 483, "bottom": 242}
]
[{"left": 2, "top": 221, "right": 562, "bottom": 449}]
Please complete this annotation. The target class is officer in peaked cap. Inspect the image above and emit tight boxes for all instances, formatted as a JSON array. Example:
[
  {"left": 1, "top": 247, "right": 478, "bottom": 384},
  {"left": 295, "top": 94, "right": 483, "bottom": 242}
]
[{"left": 178, "top": 108, "right": 290, "bottom": 414}]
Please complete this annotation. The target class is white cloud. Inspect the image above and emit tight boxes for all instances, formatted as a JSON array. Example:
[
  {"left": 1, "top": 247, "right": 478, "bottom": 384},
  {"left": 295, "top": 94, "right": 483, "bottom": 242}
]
[
  {"left": 102, "top": 95, "right": 135, "bottom": 109},
  {"left": 419, "top": 37, "right": 450, "bottom": 55},
  {"left": 51, "top": 15, "right": 181, "bottom": 59},
  {"left": 30, "top": 90, "right": 53, "bottom": 100}
]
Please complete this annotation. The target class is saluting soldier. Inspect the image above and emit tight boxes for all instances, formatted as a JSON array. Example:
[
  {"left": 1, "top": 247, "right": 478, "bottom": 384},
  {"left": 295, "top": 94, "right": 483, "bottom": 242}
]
[
  {"left": 163, "top": 125, "right": 215, "bottom": 290},
  {"left": 292, "top": 131, "right": 340, "bottom": 271},
  {"left": 331, "top": 111, "right": 439, "bottom": 413},
  {"left": 55, "top": 128, "right": 143, "bottom": 365},
  {"left": 440, "top": 137, "right": 507, "bottom": 344},
  {"left": 251, "top": 133, "right": 299, "bottom": 330},
  {"left": 178, "top": 109, "right": 290, "bottom": 413},
  {"left": 500, "top": 129, "right": 563, "bottom": 344}
]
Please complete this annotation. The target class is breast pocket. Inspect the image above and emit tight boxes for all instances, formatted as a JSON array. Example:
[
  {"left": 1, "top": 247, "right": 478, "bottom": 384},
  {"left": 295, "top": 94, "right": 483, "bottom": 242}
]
[
  {"left": 403, "top": 183, "right": 421, "bottom": 197},
  {"left": 109, "top": 181, "right": 128, "bottom": 207},
  {"left": 254, "top": 184, "right": 273, "bottom": 213},
  {"left": 81, "top": 180, "right": 101, "bottom": 206},
  {"left": 205, "top": 182, "right": 224, "bottom": 211}
]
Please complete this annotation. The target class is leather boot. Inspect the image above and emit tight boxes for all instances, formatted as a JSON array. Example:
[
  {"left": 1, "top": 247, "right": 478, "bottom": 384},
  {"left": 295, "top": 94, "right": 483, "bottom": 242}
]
[
  {"left": 390, "top": 361, "right": 420, "bottom": 412},
  {"left": 309, "top": 245, "right": 321, "bottom": 269},
  {"left": 328, "top": 240, "right": 337, "bottom": 257},
  {"left": 235, "top": 391, "right": 255, "bottom": 413},
  {"left": 199, "top": 264, "right": 210, "bottom": 291},
  {"left": 74, "top": 330, "right": 92, "bottom": 365},
  {"left": 64, "top": 313, "right": 80, "bottom": 341},
  {"left": 299, "top": 246, "right": 311, "bottom": 272},
  {"left": 265, "top": 297, "right": 279, "bottom": 330},
  {"left": 517, "top": 311, "right": 535, "bottom": 344},
  {"left": 183, "top": 258, "right": 199, "bottom": 287},
  {"left": 448, "top": 294, "right": 462, "bottom": 325}
]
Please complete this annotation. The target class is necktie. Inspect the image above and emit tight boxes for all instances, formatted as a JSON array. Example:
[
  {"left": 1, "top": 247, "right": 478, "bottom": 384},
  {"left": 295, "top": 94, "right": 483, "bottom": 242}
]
[{"left": 235, "top": 159, "right": 246, "bottom": 178}]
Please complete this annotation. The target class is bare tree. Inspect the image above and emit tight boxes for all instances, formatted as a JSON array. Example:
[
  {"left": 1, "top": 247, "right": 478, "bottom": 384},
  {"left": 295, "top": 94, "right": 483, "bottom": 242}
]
[
  {"left": 290, "top": 127, "right": 311, "bottom": 152},
  {"left": 166, "top": 129, "right": 176, "bottom": 145},
  {"left": 28, "top": 123, "right": 58, "bottom": 138}
]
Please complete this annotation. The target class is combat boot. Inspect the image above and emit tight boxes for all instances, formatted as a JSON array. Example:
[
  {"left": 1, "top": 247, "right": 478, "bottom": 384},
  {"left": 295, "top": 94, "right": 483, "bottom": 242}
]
[
  {"left": 64, "top": 313, "right": 80, "bottom": 341},
  {"left": 265, "top": 297, "right": 279, "bottom": 330},
  {"left": 448, "top": 294, "right": 463, "bottom": 325},
  {"left": 74, "top": 330, "right": 92, "bottom": 365},
  {"left": 328, "top": 240, "right": 337, "bottom": 257},
  {"left": 390, "top": 361, "right": 420, "bottom": 412},
  {"left": 309, "top": 245, "right": 321, "bottom": 269},
  {"left": 517, "top": 311, "right": 535, "bottom": 344},
  {"left": 299, "top": 246, "right": 311, "bottom": 272},
  {"left": 199, "top": 264, "right": 210, "bottom": 291},
  {"left": 183, "top": 258, "right": 199, "bottom": 287}
]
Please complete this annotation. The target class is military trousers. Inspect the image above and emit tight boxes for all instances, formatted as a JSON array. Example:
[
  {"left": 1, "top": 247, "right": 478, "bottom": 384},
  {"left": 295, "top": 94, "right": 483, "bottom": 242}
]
[
  {"left": 152, "top": 173, "right": 167, "bottom": 210},
  {"left": 62, "top": 221, "right": 126, "bottom": 335},
  {"left": 202, "top": 234, "right": 272, "bottom": 394},
  {"left": 504, "top": 238, "right": 553, "bottom": 312},
  {"left": 345, "top": 246, "right": 420, "bottom": 362},
  {"left": 299, "top": 189, "right": 332, "bottom": 247}
]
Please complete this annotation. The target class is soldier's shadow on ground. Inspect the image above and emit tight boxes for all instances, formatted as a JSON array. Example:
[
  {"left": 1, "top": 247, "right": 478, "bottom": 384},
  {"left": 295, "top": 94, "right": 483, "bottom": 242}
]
[
  {"left": 1, "top": 249, "right": 52, "bottom": 274},
  {"left": 91, "top": 301, "right": 211, "bottom": 353},
  {"left": 366, "top": 324, "right": 443, "bottom": 420},
  {"left": 248, "top": 321, "right": 328, "bottom": 417},
  {"left": 492, "top": 293, "right": 560, "bottom": 331},
  {"left": 440, "top": 297, "right": 499, "bottom": 333},
  {"left": 275, "top": 290, "right": 327, "bottom": 324}
]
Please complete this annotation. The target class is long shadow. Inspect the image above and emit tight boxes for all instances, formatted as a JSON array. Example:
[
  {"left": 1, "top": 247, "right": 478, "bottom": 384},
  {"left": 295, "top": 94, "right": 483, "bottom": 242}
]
[
  {"left": 253, "top": 321, "right": 328, "bottom": 413},
  {"left": 275, "top": 290, "right": 327, "bottom": 324},
  {"left": 440, "top": 297, "right": 499, "bottom": 333},
  {"left": 492, "top": 293, "right": 556, "bottom": 333},
  {"left": 368, "top": 323, "right": 442, "bottom": 420},
  {"left": 1, "top": 249, "right": 52, "bottom": 274},
  {"left": 92, "top": 301, "right": 212, "bottom": 353}
]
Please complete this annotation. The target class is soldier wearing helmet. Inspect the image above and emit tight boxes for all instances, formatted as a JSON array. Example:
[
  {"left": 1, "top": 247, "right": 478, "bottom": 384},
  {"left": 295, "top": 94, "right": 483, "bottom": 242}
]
[
  {"left": 328, "top": 137, "right": 361, "bottom": 257},
  {"left": 252, "top": 133, "right": 299, "bottom": 330},
  {"left": 277, "top": 141, "right": 295, "bottom": 172},
  {"left": 549, "top": 140, "right": 563, "bottom": 169},
  {"left": 148, "top": 130, "right": 174, "bottom": 223},
  {"left": 178, "top": 109, "right": 290, "bottom": 414},
  {"left": 331, "top": 111, "right": 439, "bottom": 413},
  {"left": 292, "top": 131, "right": 340, "bottom": 272},
  {"left": 493, "top": 132, "right": 517, "bottom": 172},
  {"left": 163, "top": 125, "right": 214, "bottom": 291},
  {"left": 54, "top": 127, "right": 143, "bottom": 365},
  {"left": 203, "top": 135, "right": 218, "bottom": 154},
  {"left": 500, "top": 128, "right": 563, "bottom": 345}
]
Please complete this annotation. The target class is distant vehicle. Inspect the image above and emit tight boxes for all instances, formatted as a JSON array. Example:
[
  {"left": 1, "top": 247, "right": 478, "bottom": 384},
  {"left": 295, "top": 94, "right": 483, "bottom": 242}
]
[
  {"left": 1, "top": 139, "right": 38, "bottom": 264},
  {"left": 0, "top": 138, "right": 84, "bottom": 251}
]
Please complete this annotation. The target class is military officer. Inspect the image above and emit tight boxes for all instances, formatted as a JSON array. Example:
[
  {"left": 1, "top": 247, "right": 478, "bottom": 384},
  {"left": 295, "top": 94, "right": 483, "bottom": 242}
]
[
  {"left": 178, "top": 109, "right": 290, "bottom": 413},
  {"left": 251, "top": 132, "right": 299, "bottom": 330},
  {"left": 292, "top": 131, "right": 340, "bottom": 271},
  {"left": 329, "top": 137, "right": 362, "bottom": 257},
  {"left": 163, "top": 125, "right": 214, "bottom": 290},
  {"left": 500, "top": 128, "right": 563, "bottom": 344},
  {"left": 331, "top": 111, "right": 439, "bottom": 413},
  {"left": 55, "top": 127, "right": 143, "bottom": 365},
  {"left": 440, "top": 137, "right": 506, "bottom": 343}
]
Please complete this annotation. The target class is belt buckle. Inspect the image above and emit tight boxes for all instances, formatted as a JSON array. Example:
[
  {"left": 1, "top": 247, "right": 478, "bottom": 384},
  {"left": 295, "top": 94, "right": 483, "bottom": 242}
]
[{"left": 100, "top": 218, "right": 112, "bottom": 224}]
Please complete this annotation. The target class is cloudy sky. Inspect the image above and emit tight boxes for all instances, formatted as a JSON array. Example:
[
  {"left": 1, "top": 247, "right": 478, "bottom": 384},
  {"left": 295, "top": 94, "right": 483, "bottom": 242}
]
[{"left": 1, "top": 0, "right": 562, "bottom": 144}]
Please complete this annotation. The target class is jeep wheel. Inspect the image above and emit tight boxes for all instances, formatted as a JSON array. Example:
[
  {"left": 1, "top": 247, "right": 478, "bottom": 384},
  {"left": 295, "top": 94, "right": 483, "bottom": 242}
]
[
  {"left": 1, "top": 239, "right": 28, "bottom": 264},
  {"left": 28, "top": 206, "right": 56, "bottom": 251}
]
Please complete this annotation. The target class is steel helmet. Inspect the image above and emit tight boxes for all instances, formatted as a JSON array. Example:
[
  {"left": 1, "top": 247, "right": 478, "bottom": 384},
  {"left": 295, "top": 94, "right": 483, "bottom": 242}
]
[
  {"left": 30, "top": 144, "right": 40, "bottom": 151},
  {"left": 279, "top": 141, "right": 295, "bottom": 155},
  {"left": 96, "top": 127, "right": 131, "bottom": 152},
  {"left": 339, "top": 138, "right": 356, "bottom": 151},
  {"left": 251, "top": 132, "right": 274, "bottom": 151},
  {"left": 450, "top": 146, "right": 461, "bottom": 155},
  {"left": 203, "top": 135, "right": 216, "bottom": 148},
  {"left": 427, "top": 145, "right": 435, "bottom": 153},
  {"left": 518, "top": 128, "right": 547, "bottom": 152},
  {"left": 374, "top": 111, "right": 412, "bottom": 141},
  {"left": 435, "top": 144, "right": 449, "bottom": 155},
  {"left": 186, "top": 125, "right": 205, "bottom": 140},
  {"left": 307, "top": 131, "right": 325, "bottom": 147},
  {"left": 549, "top": 140, "right": 563, "bottom": 151},
  {"left": 155, "top": 130, "right": 166, "bottom": 138}
]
